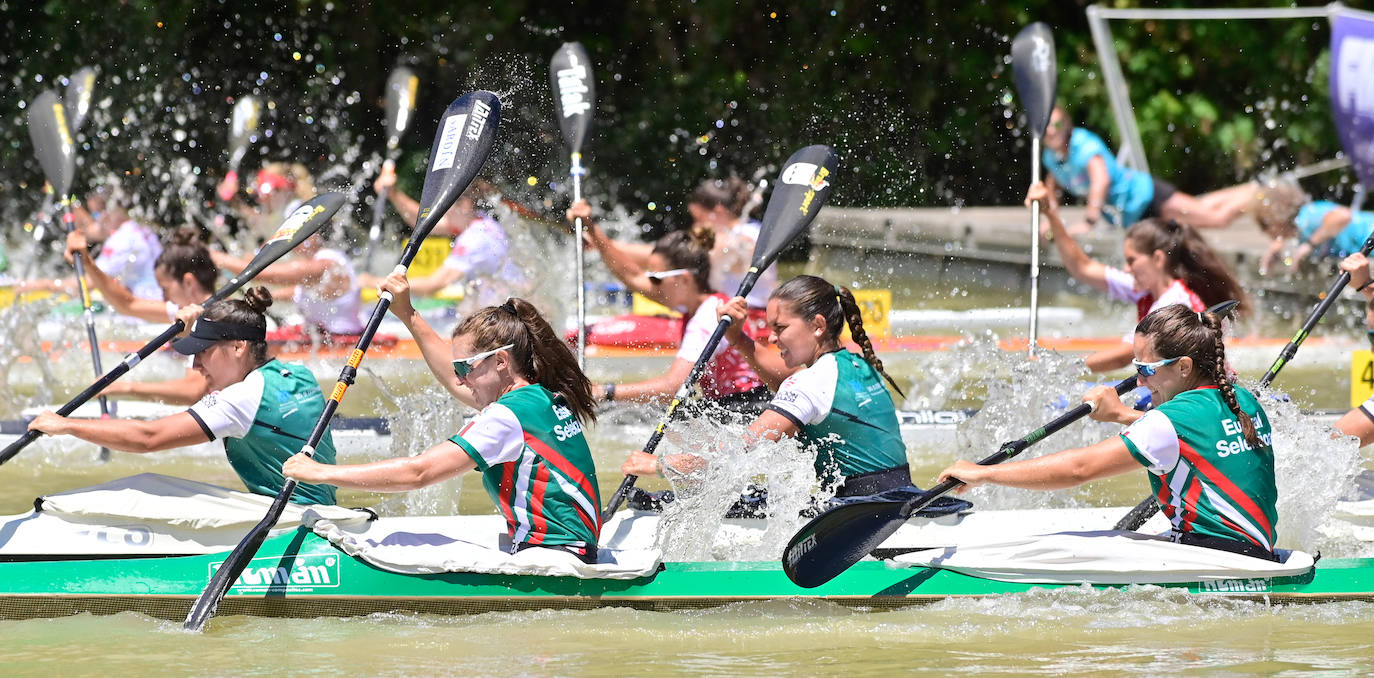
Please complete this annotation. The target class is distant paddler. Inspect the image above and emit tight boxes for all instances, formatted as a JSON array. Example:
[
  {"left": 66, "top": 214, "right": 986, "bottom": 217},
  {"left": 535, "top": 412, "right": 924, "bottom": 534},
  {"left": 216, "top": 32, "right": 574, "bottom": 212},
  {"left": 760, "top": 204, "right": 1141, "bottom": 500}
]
[
  {"left": 28, "top": 286, "right": 338, "bottom": 505},
  {"left": 284, "top": 272, "right": 601, "bottom": 564},
  {"left": 359, "top": 163, "right": 525, "bottom": 309}
]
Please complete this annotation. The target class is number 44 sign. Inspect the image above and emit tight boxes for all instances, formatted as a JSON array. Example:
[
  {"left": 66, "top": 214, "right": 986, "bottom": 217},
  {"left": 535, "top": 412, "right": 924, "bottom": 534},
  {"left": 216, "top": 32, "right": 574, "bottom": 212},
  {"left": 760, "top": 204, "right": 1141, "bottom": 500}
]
[{"left": 1350, "top": 350, "right": 1374, "bottom": 408}]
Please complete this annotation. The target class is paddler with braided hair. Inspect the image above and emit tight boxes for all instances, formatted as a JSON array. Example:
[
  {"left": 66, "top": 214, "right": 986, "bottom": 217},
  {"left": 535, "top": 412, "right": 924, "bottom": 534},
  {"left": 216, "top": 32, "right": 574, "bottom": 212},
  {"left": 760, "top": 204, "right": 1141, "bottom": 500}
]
[
  {"left": 622, "top": 274, "right": 916, "bottom": 498},
  {"left": 284, "top": 272, "right": 603, "bottom": 565},
  {"left": 938, "top": 303, "right": 1279, "bottom": 561}
]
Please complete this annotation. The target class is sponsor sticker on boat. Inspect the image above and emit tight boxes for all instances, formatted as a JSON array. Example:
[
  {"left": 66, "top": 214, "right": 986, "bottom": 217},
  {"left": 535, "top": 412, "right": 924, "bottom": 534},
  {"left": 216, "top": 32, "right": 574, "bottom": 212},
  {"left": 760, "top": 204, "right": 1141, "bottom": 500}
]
[
  {"left": 211, "top": 554, "right": 341, "bottom": 594},
  {"left": 1197, "top": 578, "right": 1272, "bottom": 593}
]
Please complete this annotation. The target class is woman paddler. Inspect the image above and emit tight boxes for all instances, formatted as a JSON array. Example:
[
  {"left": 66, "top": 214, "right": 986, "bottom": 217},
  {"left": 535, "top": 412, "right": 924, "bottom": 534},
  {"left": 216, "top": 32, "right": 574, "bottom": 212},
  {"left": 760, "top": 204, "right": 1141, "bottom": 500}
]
[
  {"left": 621, "top": 275, "right": 915, "bottom": 497},
  {"left": 585, "top": 224, "right": 772, "bottom": 415},
  {"left": 1030, "top": 181, "right": 1248, "bottom": 373},
  {"left": 27, "top": 287, "right": 338, "bottom": 505},
  {"left": 67, "top": 224, "right": 219, "bottom": 403},
  {"left": 283, "top": 273, "right": 603, "bottom": 564},
  {"left": 937, "top": 303, "right": 1279, "bottom": 561}
]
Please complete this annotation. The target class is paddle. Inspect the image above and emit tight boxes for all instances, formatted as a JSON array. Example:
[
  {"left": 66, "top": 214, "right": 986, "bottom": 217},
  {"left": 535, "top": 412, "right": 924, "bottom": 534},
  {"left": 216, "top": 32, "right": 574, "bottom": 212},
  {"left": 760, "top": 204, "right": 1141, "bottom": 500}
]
[
  {"left": 183, "top": 91, "right": 501, "bottom": 633},
  {"left": 363, "top": 66, "right": 419, "bottom": 271},
  {"left": 25, "top": 89, "right": 118, "bottom": 460},
  {"left": 64, "top": 67, "right": 98, "bottom": 138},
  {"left": 600, "top": 145, "right": 840, "bottom": 522},
  {"left": 551, "top": 41, "right": 595, "bottom": 368},
  {"left": 212, "top": 96, "right": 261, "bottom": 247},
  {"left": 1011, "top": 21, "right": 1057, "bottom": 355},
  {"left": 1, "top": 192, "right": 346, "bottom": 466},
  {"left": 782, "top": 374, "right": 1138, "bottom": 588}
]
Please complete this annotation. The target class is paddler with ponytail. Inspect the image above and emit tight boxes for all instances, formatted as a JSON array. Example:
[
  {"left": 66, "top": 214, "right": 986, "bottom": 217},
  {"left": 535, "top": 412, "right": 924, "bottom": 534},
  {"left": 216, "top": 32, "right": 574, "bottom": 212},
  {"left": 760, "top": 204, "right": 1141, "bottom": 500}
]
[
  {"left": 938, "top": 303, "right": 1279, "bottom": 561},
  {"left": 284, "top": 272, "right": 603, "bottom": 565},
  {"left": 622, "top": 274, "right": 915, "bottom": 497},
  {"left": 27, "top": 287, "right": 338, "bottom": 505}
]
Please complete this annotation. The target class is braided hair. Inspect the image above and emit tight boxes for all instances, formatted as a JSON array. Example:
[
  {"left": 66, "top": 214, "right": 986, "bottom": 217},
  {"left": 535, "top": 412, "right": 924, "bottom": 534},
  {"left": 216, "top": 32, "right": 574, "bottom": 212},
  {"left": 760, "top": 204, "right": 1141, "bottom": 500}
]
[
  {"left": 452, "top": 298, "right": 597, "bottom": 424},
  {"left": 1136, "top": 303, "right": 1259, "bottom": 448},
  {"left": 771, "top": 275, "right": 905, "bottom": 398}
]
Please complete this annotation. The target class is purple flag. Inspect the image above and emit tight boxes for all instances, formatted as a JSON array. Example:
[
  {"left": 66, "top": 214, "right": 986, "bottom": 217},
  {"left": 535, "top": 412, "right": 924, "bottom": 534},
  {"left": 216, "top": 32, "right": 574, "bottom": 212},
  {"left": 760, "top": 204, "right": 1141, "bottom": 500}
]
[{"left": 1331, "top": 9, "right": 1374, "bottom": 190}]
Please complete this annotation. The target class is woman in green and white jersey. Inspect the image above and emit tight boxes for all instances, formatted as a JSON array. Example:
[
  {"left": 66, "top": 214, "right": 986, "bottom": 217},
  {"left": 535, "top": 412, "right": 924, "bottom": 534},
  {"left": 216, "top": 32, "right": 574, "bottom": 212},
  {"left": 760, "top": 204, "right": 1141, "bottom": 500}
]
[
  {"left": 938, "top": 303, "right": 1279, "bottom": 561},
  {"left": 27, "top": 287, "right": 338, "bottom": 505},
  {"left": 621, "top": 274, "right": 912, "bottom": 497},
  {"left": 284, "top": 273, "right": 603, "bottom": 564}
]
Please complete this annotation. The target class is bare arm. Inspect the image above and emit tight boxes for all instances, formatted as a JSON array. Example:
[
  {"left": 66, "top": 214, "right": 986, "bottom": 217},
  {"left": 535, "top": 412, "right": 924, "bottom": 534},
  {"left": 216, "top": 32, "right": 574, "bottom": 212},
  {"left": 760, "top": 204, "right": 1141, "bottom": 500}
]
[
  {"left": 610, "top": 357, "right": 694, "bottom": 403},
  {"left": 27, "top": 411, "right": 210, "bottom": 453},
  {"left": 937, "top": 435, "right": 1140, "bottom": 492},
  {"left": 103, "top": 368, "right": 211, "bottom": 406},
  {"left": 1084, "top": 342, "right": 1135, "bottom": 373},
  {"left": 569, "top": 200, "right": 665, "bottom": 304},
  {"left": 379, "top": 271, "right": 478, "bottom": 408},
  {"left": 284, "top": 438, "right": 476, "bottom": 491},
  {"left": 1028, "top": 182, "right": 1108, "bottom": 290},
  {"left": 406, "top": 266, "right": 464, "bottom": 296},
  {"left": 719, "top": 295, "right": 795, "bottom": 390},
  {"left": 1335, "top": 407, "right": 1374, "bottom": 448},
  {"left": 1084, "top": 155, "right": 1111, "bottom": 225}
]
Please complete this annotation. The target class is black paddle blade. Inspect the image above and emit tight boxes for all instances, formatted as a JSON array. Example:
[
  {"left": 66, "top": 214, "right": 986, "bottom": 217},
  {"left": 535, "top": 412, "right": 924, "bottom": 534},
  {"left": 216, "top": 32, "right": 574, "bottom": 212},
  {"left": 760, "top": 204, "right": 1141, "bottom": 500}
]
[
  {"left": 783, "top": 499, "right": 909, "bottom": 588},
  {"left": 550, "top": 41, "right": 595, "bottom": 153},
  {"left": 27, "top": 90, "right": 76, "bottom": 198},
  {"left": 1011, "top": 22, "right": 1057, "bottom": 140},
  {"left": 755, "top": 145, "right": 838, "bottom": 268},
  {"left": 409, "top": 91, "right": 501, "bottom": 257},
  {"left": 64, "top": 67, "right": 98, "bottom": 135},
  {"left": 228, "top": 96, "right": 261, "bottom": 168},
  {"left": 384, "top": 66, "right": 419, "bottom": 148},
  {"left": 226, "top": 192, "right": 346, "bottom": 291}
]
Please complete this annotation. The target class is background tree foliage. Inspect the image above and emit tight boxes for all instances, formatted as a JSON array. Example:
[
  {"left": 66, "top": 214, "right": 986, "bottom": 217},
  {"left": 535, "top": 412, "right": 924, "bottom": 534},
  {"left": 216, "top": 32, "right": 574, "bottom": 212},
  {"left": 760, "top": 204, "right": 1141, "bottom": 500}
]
[{"left": 0, "top": 1, "right": 1353, "bottom": 247}]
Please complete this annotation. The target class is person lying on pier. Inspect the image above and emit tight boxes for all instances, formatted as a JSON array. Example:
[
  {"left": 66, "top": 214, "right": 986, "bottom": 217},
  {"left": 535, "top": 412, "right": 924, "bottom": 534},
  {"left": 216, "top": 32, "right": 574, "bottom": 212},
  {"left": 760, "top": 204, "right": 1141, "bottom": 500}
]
[
  {"left": 620, "top": 275, "right": 916, "bottom": 498},
  {"left": 67, "top": 224, "right": 218, "bottom": 404},
  {"left": 28, "top": 287, "right": 338, "bottom": 505},
  {"left": 1042, "top": 106, "right": 1257, "bottom": 233},
  {"left": 568, "top": 175, "right": 778, "bottom": 333},
  {"left": 1253, "top": 179, "right": 1374, "bottom": 275},
  {"left": 284, "top": 276, "right": 602, "bottom": 565},
  {"left": 1029, "top": 181, "right": 1248, "bottom": 373},
  {"left": 358, "top": 164, "right": 525, "bottom": 308},
  {"left": 589, "top": 225, "right": 773, "bottom": 416},
  {"left": 938, "top": 303, "right": 1279, "bottom": 562}
]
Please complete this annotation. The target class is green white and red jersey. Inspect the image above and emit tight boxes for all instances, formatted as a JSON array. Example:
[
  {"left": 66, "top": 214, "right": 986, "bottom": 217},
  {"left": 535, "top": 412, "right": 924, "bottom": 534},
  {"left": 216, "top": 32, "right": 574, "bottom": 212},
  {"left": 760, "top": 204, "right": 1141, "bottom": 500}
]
[
  {"left": 1119, "top": 385, "right": 1278, "bottom": 551},
  {"left": 449, "top": 384, "right": 600, "bottom": 553}
]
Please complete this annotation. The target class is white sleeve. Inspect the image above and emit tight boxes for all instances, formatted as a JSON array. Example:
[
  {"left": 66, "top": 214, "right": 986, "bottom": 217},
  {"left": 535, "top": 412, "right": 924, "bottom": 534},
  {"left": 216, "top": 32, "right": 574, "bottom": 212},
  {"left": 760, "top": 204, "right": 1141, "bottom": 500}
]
[
  {"left": 676, "top": 297, "right": 726, "bottom": 362},
  {"left": 451, "top": 403, "right": 526, "bottom": 467},
  {"left": 186, "top": 370, "right": 265, "bottom": 440},
  {"left": 768, "top": 359, "right": 837, "bottom": 427},
  {"left": 94, "top": 228, "right": 135, "bottom": 280},
  {"left": 1120, "top": 409, "right": 1181, "bottom": 474},
  {"left": 1103, "top": 266, "right": 1144, "bottom": 304}
]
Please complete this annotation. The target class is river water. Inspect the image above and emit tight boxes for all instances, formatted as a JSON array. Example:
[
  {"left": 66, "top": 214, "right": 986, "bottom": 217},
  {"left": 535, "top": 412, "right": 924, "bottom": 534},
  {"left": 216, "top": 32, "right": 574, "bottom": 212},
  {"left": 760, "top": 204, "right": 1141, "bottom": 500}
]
[{"left": 2, "top": 266, "right": 1374, "bottom": 675}]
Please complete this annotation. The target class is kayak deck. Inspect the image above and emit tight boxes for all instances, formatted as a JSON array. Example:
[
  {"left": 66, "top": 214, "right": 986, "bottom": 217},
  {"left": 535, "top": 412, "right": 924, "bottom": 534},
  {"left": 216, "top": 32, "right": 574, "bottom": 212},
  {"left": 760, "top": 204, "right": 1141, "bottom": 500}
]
[{"left": 0, "top": 528, "right": 1367, "bottom": 621}]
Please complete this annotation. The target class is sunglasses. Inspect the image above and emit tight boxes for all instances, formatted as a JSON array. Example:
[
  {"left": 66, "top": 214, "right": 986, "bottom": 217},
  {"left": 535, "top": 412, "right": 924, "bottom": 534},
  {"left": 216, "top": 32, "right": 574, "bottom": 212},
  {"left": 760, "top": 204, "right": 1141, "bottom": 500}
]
[
  {"left": 1132, "top": 356, "right": 1180, "bottom": 378},
  {"left": 452, "top": 343, "right": 513, "bottom": 378},
  {"left": 645, "top": 268, "right": 690, "bottom": 284}
]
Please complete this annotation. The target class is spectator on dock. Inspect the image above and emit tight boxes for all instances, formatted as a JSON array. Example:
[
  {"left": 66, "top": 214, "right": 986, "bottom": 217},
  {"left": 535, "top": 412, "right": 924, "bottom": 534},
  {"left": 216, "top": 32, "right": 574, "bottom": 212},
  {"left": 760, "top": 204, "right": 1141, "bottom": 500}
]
[
  {"left": 1042, "top": 106, "right": 1257, "bottom": 232},
  {"left": 1254, "top": 179, "right": 1374, "bottom": 274},
  {"left": 1028, "top": 181, "right": 1247, "bottom": 373}
]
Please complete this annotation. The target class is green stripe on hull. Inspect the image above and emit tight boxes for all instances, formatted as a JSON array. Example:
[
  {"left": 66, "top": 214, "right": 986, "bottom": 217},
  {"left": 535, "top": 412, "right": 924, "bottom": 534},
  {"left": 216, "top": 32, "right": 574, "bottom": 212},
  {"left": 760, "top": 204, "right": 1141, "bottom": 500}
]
[{"left": 0, "top": 529, "right": 1369, "bottom": 620}]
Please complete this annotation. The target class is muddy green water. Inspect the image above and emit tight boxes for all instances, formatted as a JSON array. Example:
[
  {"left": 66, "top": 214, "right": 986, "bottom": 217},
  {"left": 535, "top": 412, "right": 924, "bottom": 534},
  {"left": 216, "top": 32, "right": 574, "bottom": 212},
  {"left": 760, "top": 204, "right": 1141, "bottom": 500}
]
[{"left": 3, "top": 278, "right": 1374, "bottom": 675}]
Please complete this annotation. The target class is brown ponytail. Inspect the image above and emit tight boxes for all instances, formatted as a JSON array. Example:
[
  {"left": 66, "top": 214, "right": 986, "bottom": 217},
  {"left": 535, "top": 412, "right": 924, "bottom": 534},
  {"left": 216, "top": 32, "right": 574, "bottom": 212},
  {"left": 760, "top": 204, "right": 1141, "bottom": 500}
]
[
  {"left": 201, "top": 285, "right": 273, "bottom": 365},
  {"left": 651, "top": 226, "right": 715, "bottom": 292},
  {"left": 452, "top": 298, "right": 597, "bottom": 424},
  {"left": 771, "top": 275, "right": 905, "bottom": 398},
  {"left": 1136, "top": 303, "right": 1259, "bottom": 448},
  {"left": 1126, "top": 219, "right": 1250, "bottom": 317},
  {"left": 155, "top": 225, "right": 218, "bottom": 293}
]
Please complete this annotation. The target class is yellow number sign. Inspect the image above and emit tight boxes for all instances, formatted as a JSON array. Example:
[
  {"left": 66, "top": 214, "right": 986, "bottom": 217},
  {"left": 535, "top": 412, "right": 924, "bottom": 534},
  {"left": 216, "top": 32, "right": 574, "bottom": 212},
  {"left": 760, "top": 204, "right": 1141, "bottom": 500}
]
[
  {"left": 850, "top": 289, "right": 891, "bottom": 338},
  {"left": 408, "top": 236, "right": 453, "bottom": 278},
  {"left": 1352, "top": 350, "right": 1374, "bottom": 408}
]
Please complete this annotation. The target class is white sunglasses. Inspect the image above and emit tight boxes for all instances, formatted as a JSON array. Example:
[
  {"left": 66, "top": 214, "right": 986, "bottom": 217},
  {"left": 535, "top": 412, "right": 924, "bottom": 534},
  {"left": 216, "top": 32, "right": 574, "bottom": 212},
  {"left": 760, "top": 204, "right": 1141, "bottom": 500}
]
[
  {"left": 452, "top": 343, "right": 514, "bottom": 378},
  {"left": 646, "top": 268, "right": 690, "bottom": 283}
]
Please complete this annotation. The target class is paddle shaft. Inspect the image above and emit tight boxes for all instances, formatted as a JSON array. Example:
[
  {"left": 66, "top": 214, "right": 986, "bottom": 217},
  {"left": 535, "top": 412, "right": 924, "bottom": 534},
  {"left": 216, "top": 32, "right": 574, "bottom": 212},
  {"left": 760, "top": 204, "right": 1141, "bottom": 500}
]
[
  {"left": 1028, "top": 136, "right": 1042, "bottom": 355},
  {"left": 60, "top": 197, "right": 115, "bottom": 459},
  {"left": 902, "top": 375, "right": 1138, "bottom": 518},
  {"left": 600, "top": 268, "right": 761, "bottom": 521},
  {"left": 572, "top": 152, "right": 587, "bottom": 369},
  {"left": 364, "top": 157, "right": 397, "bottom": 272}
]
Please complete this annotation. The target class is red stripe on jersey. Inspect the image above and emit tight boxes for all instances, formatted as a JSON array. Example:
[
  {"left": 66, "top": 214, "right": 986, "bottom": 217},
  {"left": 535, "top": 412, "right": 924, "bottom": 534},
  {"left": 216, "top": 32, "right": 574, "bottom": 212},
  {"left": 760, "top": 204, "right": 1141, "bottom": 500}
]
[
  {"left": 497, "top": 462, "right": 517, "bottom": 538},
  {"left": 528, "top": 463, "right": 549, "bottom": 545},
  {"left": 523, "top": 432, "right": 601, "bottom": 531},
  {"left": 1156, "top": 483, "right": 1176, "bottom": 519},
  {"left": 1176, "top": 440, "right": 1274, "bottom": 540},
  {"left": 1180, "top": 475, "right": 1203, "bottom": 531},
  {"left": 1219, "top": 515, "right": 1263, "bottom": 547}
]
